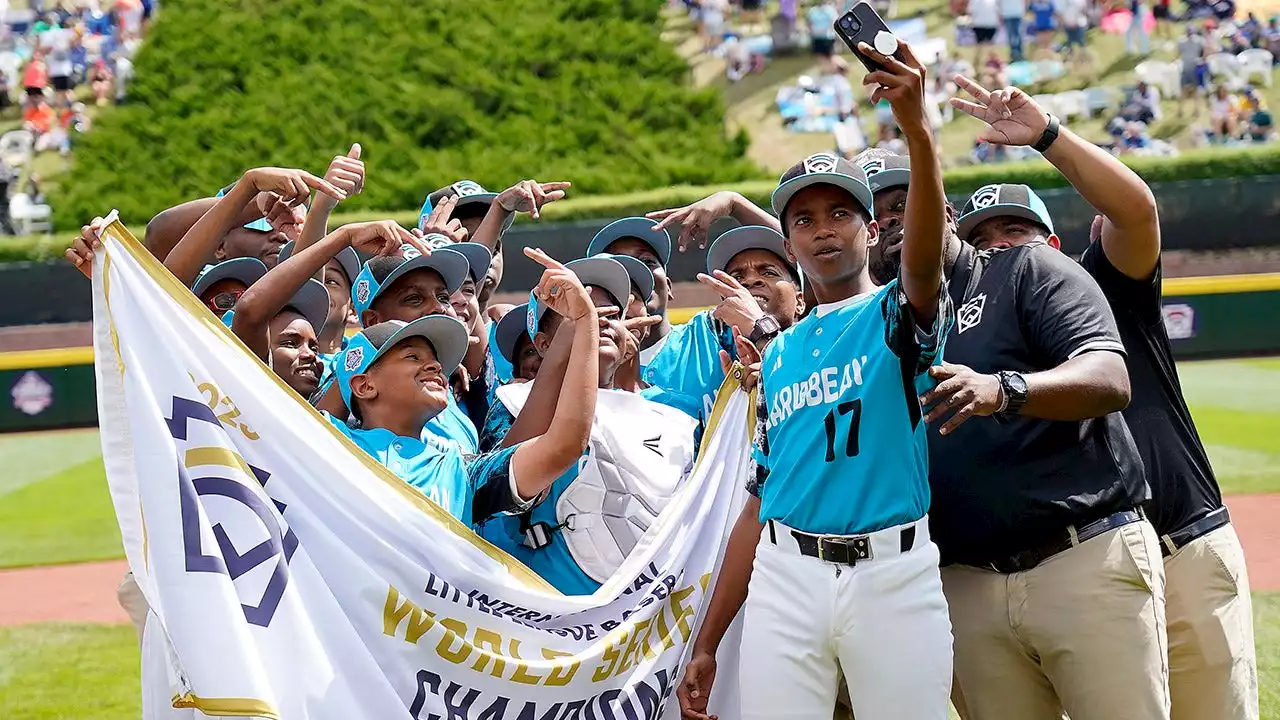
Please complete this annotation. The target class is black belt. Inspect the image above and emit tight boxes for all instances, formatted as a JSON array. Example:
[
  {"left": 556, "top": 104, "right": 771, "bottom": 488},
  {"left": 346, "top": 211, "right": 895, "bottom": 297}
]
[
  {"left": 976, "top": 508, "right": 1145, "bottom": 574},
  {"left": 1161, "top": 507, "right": 1231, "bottom": 558},
  {"left": 768, "top": 520, "right": 918, "bottom": 566}
]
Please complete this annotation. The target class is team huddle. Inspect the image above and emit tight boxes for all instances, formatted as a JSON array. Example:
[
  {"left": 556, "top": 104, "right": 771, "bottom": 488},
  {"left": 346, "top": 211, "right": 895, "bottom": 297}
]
[{"left": 65, "top": 37, "right": 1256, "bottom": 720}]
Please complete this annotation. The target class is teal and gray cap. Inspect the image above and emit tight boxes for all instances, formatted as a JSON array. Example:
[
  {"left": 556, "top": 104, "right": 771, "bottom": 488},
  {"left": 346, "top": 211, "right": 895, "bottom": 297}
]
[
  {"left": 586, "top": 217, "right": 672, "bottom": 267},
  {"left": 495, "top": 303, "right": 530, "bottom": 365},
  {"left": 706, "top": 225, "right": 794, "bottom": 276},
  {"left": 771, "top": 152, "right": 874, "bottom": 222},
  {"left": 525, "top": 255, "right": 631, "bottom": 339},
  {"left": 602, "top": 253, "right": 654, "bottom": 302},
  {"left": 278, "top": 240, "right": 361, "bottom": 285},
  {"left": 192, "top": 257, "right": 268, "bottom": 296},
  {"left": 858, "top": 153, "right": 912, "bottom": 194},
  {"left": 955, "top": 184, "right": 1055, "bottom": 243},
  {"left": 334, "top": 315, "right": 469, "bottom": 410},
  {"left": 349, "top": 248, "right": 470, "bottom": 321}
]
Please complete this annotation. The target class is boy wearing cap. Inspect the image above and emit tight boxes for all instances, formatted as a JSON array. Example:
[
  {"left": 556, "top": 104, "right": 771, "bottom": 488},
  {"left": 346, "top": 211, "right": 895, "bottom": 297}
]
[
  {"left": 493, "top": 303, "right": 542, "bottom": 383},
  {"left": 277, "top": 239, "right": 361, "bottom": 388},
  {"left": 586, "top": 217, "right": 734, "bottom": 421},
  {"left": 683, "top": 41, "right": 955, "bottom": 720},
  {"left": 331, "top": 247, "right": 600, "bottom": 522},
  {"left": 162, "top": 166, "right": 344, "bottom": 289},
  {"left": 697, "top": 225, "right": 807, "bottom": 348},
  {"left": 931, "top": 81, "right": 1251, "bottom": 720},
  {"left": 190, "top": 257, "right": 268, "bottom": 315},
  {"left": 476, "top": 254, "right": 702, "bottom": 596}
]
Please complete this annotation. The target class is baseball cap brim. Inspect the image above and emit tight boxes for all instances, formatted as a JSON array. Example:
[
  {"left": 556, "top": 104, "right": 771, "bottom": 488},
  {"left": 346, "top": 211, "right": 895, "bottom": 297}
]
[
  {"left": 446, "top": 242, "right": 493, "bottom": 284},
  {"left": 586, "top": 217, "right": 672, "bottom": 267},
  {"left": 192, "top": 257, "right": 268, "bottom": 297},
  {"left": 284, "top": 278, "right": 331, "bottom": 335},
  {"left": 371, "top": 248, "right": 470, "bottom": 306},
  {"left": 278, "top": 241, "right": 361, "bottom": 285},
  {"left": 528, "top": 256, "right": 631, "bottom": 333},
  {"left": 706, "top": 225, "right": 792, "bottom": 276},
  {"left": 604, "top": 253, "right": 655, "bottom": 302},
  {"left": 770, "top": 173, "right": 874, "bottom": 220},
  {"left": 865, "top": 168, "right": 911, "bottom": 194},
  {"left": 372, "top": 315, "right": 469, "bottom": 380},
  {"left": 955, "top": 204, "right": 1053, "bottom": 243},
  {"left": 495, "top": 303, "right": 530, "bottom": 366}
]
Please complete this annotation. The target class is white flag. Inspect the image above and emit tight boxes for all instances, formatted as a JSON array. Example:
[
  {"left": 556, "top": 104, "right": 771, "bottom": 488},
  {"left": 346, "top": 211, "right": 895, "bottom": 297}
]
[{"left": 90, "top": 217, "right": 754, "bottom": 720}]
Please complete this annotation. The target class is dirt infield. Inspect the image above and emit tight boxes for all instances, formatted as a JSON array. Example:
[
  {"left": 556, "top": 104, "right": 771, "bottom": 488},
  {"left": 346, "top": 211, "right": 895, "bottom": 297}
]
[{"left": 1, "top": 495, "right": 1277, "bottom": 627}]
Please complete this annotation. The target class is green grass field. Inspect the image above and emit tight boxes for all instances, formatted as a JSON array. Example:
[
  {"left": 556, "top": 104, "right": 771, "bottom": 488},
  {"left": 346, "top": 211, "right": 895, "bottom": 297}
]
[
  {"left": 0, "top": 357, "right": 1276, "bottom": 718},
  {"left": 0, "top": 357, "right": 1276, "bottom": 571}
]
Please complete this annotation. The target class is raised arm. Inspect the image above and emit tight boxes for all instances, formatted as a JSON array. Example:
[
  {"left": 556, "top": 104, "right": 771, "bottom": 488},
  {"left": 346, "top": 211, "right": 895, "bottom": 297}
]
[
  {"left": 950, "top": 76, "right": 1160, "bottom": 279},
  {"left": 294, "top": 144, "right": 365, "bottom": 264},
  {"left": 233, "top": 221, "right": 414, "bottom": 361},
  {"left": 647, "top": 191, "right": 782, "bottom": 252},
  {"left": 470, "top": 179, "right": 572, "bottom": 252},
  {"left": 862, "top": 40, "right": 946, "bottom": 325},
  {"left": 506, "top": 249, "right": 603, "bottom": 500},
  {"left": 163, "top": 167, "right": 345, "bottom": 287}
]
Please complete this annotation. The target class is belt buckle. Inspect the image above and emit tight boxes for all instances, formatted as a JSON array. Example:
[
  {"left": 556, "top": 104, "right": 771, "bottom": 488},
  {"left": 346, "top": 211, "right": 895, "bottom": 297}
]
[{"left": 818, "top": 535, "right": 873, "bottom": 564}]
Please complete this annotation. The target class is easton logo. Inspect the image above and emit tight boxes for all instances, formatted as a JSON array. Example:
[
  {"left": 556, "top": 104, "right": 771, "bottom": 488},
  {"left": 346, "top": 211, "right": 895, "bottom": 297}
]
[
  {"left": 803, "top": 153, "right": 839, "bottom": 174},
  {"left": 642, "top": 436, "right": 662, "bottom": 455}
]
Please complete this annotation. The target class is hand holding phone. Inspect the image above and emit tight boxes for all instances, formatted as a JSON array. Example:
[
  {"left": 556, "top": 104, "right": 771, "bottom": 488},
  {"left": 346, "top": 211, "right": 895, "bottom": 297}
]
[{"left": 833, "top": 2, "right": 905, "bottom": 73}]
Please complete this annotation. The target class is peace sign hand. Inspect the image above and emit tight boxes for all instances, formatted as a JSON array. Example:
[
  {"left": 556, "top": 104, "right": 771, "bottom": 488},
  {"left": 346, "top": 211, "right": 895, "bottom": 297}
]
[
  {"left": 497, "top": 180, "right": 572, "bottom": 220},
  {"left": 697, "top": 270, "right": 765, "bottom": 338},
  {"left": 419, "top": 194, "right": 469, "bottom": 244},
  {"left": 525, "top": 247, "right": 596, "bottom": 322},
  {"left": 646, "top": 191, "right": 738, "bottom": 252},
  {"left": 949, "top": 76, "right": 1050, "bottom": 147}
]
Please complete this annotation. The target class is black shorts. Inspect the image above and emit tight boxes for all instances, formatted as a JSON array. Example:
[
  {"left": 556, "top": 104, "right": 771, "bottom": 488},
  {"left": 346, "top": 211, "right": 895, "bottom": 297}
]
[
  {"left": 742, "top": 0, "right": 764, "bottom": 10},
  {"left": 24, "top": 86, "right": 42, "bottom": 99},
  {"left": 811, "top": 37, "right": 837, "bottom": 57},
  {"left": 51, "top": 75, "right": 72, "bottom": 92},
  {"left": 1153, "top": 3, "right": 1171, "bottom": 19},
  {"left": 974, "top": 26, "right": 998, "bottom": 42}
]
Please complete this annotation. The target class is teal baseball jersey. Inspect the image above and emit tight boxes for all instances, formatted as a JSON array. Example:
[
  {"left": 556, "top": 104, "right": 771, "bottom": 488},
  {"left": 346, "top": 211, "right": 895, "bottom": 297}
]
[
  {"left": 751, "top": 281, "right": 953, "bottom": 536},
  {"left": 422, "top": 392, "right": 480, "bottom": 456},
  {"left": 325, "top": 413, "right": 523, "bottom": 524},
  {"left": 641, "top": 311, "right": 735, "bottom": 422},
  {"left": 476, "top": 386, "right": 702, "bottom": 596}
]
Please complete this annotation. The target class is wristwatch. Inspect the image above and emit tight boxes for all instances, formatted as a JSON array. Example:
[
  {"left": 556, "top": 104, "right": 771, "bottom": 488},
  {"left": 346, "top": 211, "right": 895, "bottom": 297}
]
[
  {"left": 747, "top": 315, "right": 781, "bottom": 345},
  {"left": 995, "top": 371, "right": 1029, "bottom": 417},
  {"left": 1032, "top": 113, "right": 1061, "bottom": 153}
]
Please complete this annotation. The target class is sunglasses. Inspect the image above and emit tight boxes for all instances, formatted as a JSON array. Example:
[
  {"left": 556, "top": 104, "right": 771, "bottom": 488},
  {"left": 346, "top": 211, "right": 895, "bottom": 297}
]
[{"left": 206, "top": 290, "right": 244, "bottom": 313}]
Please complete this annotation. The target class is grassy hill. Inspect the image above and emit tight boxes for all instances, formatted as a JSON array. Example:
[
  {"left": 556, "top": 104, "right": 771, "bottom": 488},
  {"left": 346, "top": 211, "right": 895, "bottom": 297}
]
[{"left": 49, "top": 0, "right": 764, "bottom": 230}]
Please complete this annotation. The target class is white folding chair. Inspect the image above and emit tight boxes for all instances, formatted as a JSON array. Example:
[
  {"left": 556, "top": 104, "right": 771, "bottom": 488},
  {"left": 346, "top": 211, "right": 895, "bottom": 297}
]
[
  {"left": 1237, "top": 49, "right": 1274, "bottom": 87},
  {"left": 1083, "top": 86, "right": 1118, "bottom": 116},
  {"left": 10, "top": 192, "right": 51, "bottom": 235},
  {"left": 1205, "top": 52, "right": 1247, "bottom": 89},
  {"left": 1135, "top": 60, "right": 1180, "bottom": 97},
  {"left": 1055, "top": 90, "right": 1089, "bottom": 120}
]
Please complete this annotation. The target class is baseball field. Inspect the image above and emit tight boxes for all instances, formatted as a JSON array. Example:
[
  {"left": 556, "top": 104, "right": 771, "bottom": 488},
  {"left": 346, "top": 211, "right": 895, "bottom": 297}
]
[{"left": 0, "top": 357, "right": 1278, "bottom": 719}]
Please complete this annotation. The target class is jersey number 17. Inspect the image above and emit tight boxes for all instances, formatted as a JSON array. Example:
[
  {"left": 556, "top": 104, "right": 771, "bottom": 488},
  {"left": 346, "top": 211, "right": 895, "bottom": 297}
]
[{"left": 822, "top": 399, "right": 862, "bottom": 462}]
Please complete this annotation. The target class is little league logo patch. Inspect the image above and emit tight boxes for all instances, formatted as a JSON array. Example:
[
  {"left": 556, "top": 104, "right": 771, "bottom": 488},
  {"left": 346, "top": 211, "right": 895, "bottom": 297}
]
[
  {"left": 11, "top": 370, "right": 52, "bottom": 416},
  {"left": 970, "top": 185, "right": 1001, "bottom": 210},
  {"left": 452, "top": 180, "right": 486, "bottom": 197},
  {"left": 344, "top": 346, "right": 365, "bottom": 373},
  {"left": 526, "top": 300, "right": 539, "bottom": 340},
  {"left": 400, "top": 243, "right": 423, "bottom": 260},
  {"left": 355, "top": 278, "right": 371, "bottom": 305},
  {"left": 860, "top": 158, "right": 886, "bottom": 176},
  {"left": 803, "top": 153, "right": 839, "bottom": 174},
  {"left": 957, "top": 293, "right": 986, "bottom": 334},
  {"left": 423, "top": 233, "right": 451, "bottom": 249}
]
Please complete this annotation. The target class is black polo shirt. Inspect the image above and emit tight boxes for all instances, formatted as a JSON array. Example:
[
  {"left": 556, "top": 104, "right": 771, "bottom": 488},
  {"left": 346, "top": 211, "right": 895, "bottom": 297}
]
[
  {"left": 928, "top": 241, "right": 1147, "bottom": 567},
  {"left": 1079, "top": 240, "right": 1222, "bottom": 536}
]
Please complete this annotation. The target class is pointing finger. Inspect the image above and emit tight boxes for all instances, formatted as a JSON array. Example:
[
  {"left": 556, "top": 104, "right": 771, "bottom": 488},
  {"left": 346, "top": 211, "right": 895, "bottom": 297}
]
[
  {"left": 524, "top": 246, "right": 568, "bottom": 270},
  {"left": 696, "top": 272, "right": 737, "bottom": 298}
]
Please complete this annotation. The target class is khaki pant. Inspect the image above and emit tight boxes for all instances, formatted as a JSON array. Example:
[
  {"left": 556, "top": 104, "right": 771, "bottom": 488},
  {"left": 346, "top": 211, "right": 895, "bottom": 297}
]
[
  {"left": 1164, "top": 524, "right": 1258, "bottom": 720},
  {"left": 942, "top": 521, "right": 1170, "bottom": 720}
]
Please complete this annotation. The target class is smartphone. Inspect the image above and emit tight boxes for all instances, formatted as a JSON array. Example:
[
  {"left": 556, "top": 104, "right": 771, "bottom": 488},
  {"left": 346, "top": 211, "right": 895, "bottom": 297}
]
[{"left": 833, "top": 2, "right": 905, "bottom": 74}]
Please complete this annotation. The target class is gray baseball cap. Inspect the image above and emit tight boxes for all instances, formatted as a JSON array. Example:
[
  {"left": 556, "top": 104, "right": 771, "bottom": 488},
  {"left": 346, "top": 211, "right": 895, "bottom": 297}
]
[
  {"left": 278, "top": 240, "right": 362, "bottom": 285},
  {"left": 192, "top": 257, "right": 268, "bottom": 297},
  {"left": 706, "top": 225, "right": 794, "bottom": 276}
]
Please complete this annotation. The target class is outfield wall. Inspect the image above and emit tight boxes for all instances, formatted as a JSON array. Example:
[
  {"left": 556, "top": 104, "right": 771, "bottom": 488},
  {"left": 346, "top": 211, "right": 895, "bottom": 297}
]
[{"left": 1, "top": 275, "right": 1277, "bottom": 433}]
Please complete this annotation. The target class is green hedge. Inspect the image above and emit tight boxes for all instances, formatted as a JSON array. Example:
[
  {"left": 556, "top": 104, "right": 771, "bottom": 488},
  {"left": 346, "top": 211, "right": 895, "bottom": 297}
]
[
  {"left": 50, "top": 0, "right": 759, "bottom": 231},
  {"left": 16, "top": 143, "right": 1280, "bottom": 263}
]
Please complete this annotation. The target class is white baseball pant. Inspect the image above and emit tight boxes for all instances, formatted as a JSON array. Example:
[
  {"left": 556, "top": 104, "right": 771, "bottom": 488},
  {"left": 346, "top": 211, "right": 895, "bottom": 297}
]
[{"left": 738, "top": 516, "right": 953, "bottom": 720}]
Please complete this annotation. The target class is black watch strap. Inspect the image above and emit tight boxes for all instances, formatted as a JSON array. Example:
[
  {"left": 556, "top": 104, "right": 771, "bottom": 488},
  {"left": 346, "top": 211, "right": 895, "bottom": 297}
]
[
  {"left": 748, "top": 315, "right": 780, "bottom": 344},
  {"left": 1032, "top": 113, "right": 1060, "bottom": 153}
]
